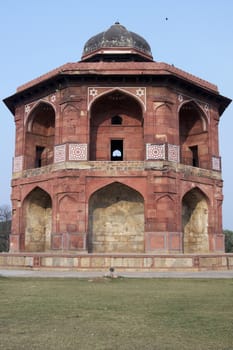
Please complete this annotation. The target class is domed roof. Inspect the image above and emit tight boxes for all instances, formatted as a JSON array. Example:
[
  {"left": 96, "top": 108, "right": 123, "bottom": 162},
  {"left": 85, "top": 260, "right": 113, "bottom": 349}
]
[{"left": 81, "top": 22, "right": 153, "bottom": 62}]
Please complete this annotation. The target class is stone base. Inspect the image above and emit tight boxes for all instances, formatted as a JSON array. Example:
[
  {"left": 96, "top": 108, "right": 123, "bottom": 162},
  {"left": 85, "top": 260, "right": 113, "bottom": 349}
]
[{"left": 0, "top": 253, "right": 233, "bottom": 272}]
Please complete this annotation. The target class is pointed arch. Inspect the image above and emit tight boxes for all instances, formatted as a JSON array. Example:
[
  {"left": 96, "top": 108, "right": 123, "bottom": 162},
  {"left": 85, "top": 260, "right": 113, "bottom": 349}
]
[
  {"left": 23, "top": 187, "right": 52, "bottom": 252},
  {"left": 156, "top": 194, "right": 176, "bottom": 231},
  {"left": 26, "top": 100, "right": 56, "bottom": 131},
  {"left": 58, "top": 193, "right": 77, "bottom": 206},
  {"left": 88, "top": 182, "right": 144, "bottom": 253},
  {"left": 152, "top": 102, "right": 174, "bottom": 143},
  {"left": 61, "top": 103, "right": 80, "bottom": 142},
  {"left": 154, "top": 101, "right": 173, "bottom": 114},
  {"left": 89, "top": 90, "right": 144, "bottom": 161},
  {"left": 156, "top": 194, "right": 174, "bottom": 203},
  {"left": 178, "top": 100, "right": 208, "bottom": 131},
  {"left": 182, "top": 187, "right": 209, "bottom": 253},
  {"left": 179, "top": 100, "right": 209, "bottom": 168},
  {"left": 58, "top": 194, "right": 79, "bottom": 233},
  {"left": 89, "top": 87, "right": 145, "bottom": 112},
  {"left": 25, "top": 102, "right": 55, "bottom": 169}
]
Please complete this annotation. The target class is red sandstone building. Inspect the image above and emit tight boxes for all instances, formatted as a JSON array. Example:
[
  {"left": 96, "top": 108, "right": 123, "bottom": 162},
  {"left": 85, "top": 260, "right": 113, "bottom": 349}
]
[{"left": 4, "top": 23, "right": 231, "bottom": 259}]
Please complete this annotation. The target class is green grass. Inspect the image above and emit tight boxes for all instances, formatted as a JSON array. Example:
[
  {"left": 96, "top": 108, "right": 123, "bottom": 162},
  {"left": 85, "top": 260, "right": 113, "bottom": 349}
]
[{"left": 0, "top": 277, "right": 233, "bottom": 350}]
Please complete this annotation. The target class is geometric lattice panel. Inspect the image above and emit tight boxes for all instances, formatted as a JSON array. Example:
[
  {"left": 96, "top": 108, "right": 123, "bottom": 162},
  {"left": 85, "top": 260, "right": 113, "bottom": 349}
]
[
  {"left": 146, "top": 144, "right": 166, "bottom": 160},
  {"left": 212, "top": 156, "right": 221, "bottom": 171},
  {"left": 69, "top": 144, "right": 87, "bottom": 161},
  {"left": 54, "top": 144, "right": 66, "bottom": 163},
  {"left": 13, "top": 155, "right": 23, "bottom": 172},
  {"left": 168, "top": 144, "right": 180, "bottom": 162}
]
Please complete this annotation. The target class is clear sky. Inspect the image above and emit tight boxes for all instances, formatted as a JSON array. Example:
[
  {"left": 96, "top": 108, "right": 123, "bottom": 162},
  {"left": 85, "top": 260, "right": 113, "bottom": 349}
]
[{"left": 0, "top": 0, "right": 232, "bottom": 229}]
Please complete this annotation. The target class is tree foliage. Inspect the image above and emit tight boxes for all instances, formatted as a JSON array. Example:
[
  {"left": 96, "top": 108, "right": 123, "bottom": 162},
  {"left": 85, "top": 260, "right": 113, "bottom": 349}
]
[
  {"left": 0, "top": 204, "right": 11, "bottom": 252},
  {"left": 224, "top": 229, "right": 233, "bottom": 253}
]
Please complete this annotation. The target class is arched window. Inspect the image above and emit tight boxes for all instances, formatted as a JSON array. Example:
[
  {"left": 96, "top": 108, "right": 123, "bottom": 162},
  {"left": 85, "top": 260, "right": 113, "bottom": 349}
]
[{"left": 111, "top": 115, "right": 122, "bottom": 125}]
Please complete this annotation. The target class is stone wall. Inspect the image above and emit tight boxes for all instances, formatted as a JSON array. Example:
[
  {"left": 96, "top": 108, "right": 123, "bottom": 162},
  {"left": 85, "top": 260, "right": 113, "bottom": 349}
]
[
  {"left": 0, "top": 253, "right": 233, "bottom": 271},
  {"left": 89, "top": 182, "right": 144, "bottom": 253}
]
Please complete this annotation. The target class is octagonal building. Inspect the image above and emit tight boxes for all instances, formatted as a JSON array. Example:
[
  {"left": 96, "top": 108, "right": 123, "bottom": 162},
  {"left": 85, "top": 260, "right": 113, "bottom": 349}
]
[{"left": 4, "top": 23, "right": 231, "bottom": 260}]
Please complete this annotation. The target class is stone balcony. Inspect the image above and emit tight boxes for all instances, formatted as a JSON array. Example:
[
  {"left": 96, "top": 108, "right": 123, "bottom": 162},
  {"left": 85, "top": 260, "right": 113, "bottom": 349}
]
[{"left": 12, "top": 160, "right": 222, "bottom": 182}]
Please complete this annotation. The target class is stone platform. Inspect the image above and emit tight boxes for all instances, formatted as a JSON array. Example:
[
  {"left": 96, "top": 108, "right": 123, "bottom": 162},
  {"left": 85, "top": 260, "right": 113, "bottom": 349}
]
[{"left": 0, "top": 253, "right": 233, "bottom": 272}]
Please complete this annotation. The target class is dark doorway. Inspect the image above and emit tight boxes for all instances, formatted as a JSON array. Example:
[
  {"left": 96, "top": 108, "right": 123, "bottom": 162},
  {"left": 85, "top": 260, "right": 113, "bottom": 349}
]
[
  {"left": 189, "top": 145, "right": 199, "bottom": 167},
  {"left": 35, "top": 146, "right": 45, "bottom": 168},
  {"left": 111, "top": 140, "right": 123, "bottom": 160}
]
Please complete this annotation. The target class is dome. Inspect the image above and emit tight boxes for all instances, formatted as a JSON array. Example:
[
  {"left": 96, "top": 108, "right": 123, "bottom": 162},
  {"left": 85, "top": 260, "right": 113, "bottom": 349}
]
[{"left": 81, "top": 22, "right": 153, "bottom": 62}]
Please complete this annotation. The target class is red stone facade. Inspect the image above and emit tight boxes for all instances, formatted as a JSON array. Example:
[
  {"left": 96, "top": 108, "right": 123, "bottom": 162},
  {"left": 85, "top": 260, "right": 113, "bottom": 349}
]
[{"left": 4, "top": 24, "right": 231, "bottom": 256}]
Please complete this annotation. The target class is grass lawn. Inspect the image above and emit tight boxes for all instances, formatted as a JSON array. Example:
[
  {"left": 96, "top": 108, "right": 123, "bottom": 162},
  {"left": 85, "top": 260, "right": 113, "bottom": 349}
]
[{"left": 0, "top": 277, "right": 232, "bottom": 350}]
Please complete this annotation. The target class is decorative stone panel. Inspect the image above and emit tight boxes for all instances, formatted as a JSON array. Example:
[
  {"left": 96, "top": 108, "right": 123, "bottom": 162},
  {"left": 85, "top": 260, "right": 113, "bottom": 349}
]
[
  {"left": 146, "top": 143, "right": 180, "bottom": 162},
  {"left": 145, "top": 232, "right": 182, "bottom": 253},
  {"left": 13, "top": 155, "right": 23, "bottom": 172},
  {"left": 51, "top": 232, "right": 86, "bottom": 251},
  {"left": 51, "top": 234, "right": 63, "bottom": 250},
  {"left": 168, "top": 232, "right": 182, "bottom": 251},
  {"left": 68, "top": 233, "right": 86, "bottom": 250},
  {"left": 168, "top": 144, "right": 180, "bottom": 162},
  {"left": 146, "top": 144, "right": 166, "bottom": 160},
  {"left": 54, "top": 144, "right": 66, "bottom": 163},
  {"left": 212, "top": 156, "right": 221, "bottom": 171},
  {"left": 68, "top": 143, "right": 88, "bottom": 161},
  {"left": 214, "top": 234, "right": 225, "bottom": 252}
]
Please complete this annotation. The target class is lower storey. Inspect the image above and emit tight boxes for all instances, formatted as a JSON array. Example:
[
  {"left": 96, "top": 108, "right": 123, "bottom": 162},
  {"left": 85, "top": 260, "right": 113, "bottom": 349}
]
[{"left": 0, "top": 253, "right": 233, "bottom": 271}]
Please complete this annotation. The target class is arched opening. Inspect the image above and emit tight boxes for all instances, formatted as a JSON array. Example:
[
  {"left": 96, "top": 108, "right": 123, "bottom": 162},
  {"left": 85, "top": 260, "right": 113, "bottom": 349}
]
[
  {"left": 182, "top": 188, "right": 209, "bottom": 253},
  {"left": 25, "top": 103, "right": 55, "bottom": 169},
  {"left": 88, "top": 182, "right": 144, "bottom": 253},
  {"left": 90, "top": 91, "right": 143, "bottom": 161},
  {"left": 179, "top": 102, "right": 208, "bottom": 169},
  {"left": 23, "top": 187, "right": 52, "bottom": 252},
  {"left": 111, "top": 115, "right": 122, "bottom": 125}
]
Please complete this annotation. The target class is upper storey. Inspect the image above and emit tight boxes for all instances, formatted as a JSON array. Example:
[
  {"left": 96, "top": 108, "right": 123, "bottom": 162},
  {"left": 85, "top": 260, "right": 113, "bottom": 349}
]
[{"left": 81, "top": 22, "right": 153, "bottom": 62}]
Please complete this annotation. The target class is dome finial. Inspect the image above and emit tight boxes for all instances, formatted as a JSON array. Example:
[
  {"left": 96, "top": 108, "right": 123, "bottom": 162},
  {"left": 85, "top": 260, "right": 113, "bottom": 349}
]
[{"left": 115, "top": 21, "right": 120, "bottom": 25}]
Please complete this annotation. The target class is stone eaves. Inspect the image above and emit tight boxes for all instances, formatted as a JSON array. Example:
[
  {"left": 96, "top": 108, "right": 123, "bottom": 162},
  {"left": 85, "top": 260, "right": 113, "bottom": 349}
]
[{"left": 16, "top": 61, "right": 219, "bottom": 94}]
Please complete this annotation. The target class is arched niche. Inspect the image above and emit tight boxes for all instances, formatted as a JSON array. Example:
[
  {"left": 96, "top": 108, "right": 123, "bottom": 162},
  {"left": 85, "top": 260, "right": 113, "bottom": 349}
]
[
  {"left": 25, "top": 102, "right": 55, "bottom": 169},
  {"left": 182, "top": 187, "right": 209, "bottom": 253},
  {"left": 61, "top": 104, "right": 79, "bottom": 142},
  {"left": 153, "top": 103, "right": 173, "bottom": 143},
  {"left": 89, "top": 90, "right": 143, "bottom": 161},
  {"left": 156, "top": 195, "right": 175, "bottom": 231},
  {"left": 88, "top": 182, "right": 144, "bottom": 253},
  {"left": 58, "top": 195, "right": 78, "bottom": 233},
  {"left": 179, "top": 101, "right": 208, "bottom": 168},
  {"left": 23, "top": 187, "right": 52, "bottom": 252}
]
